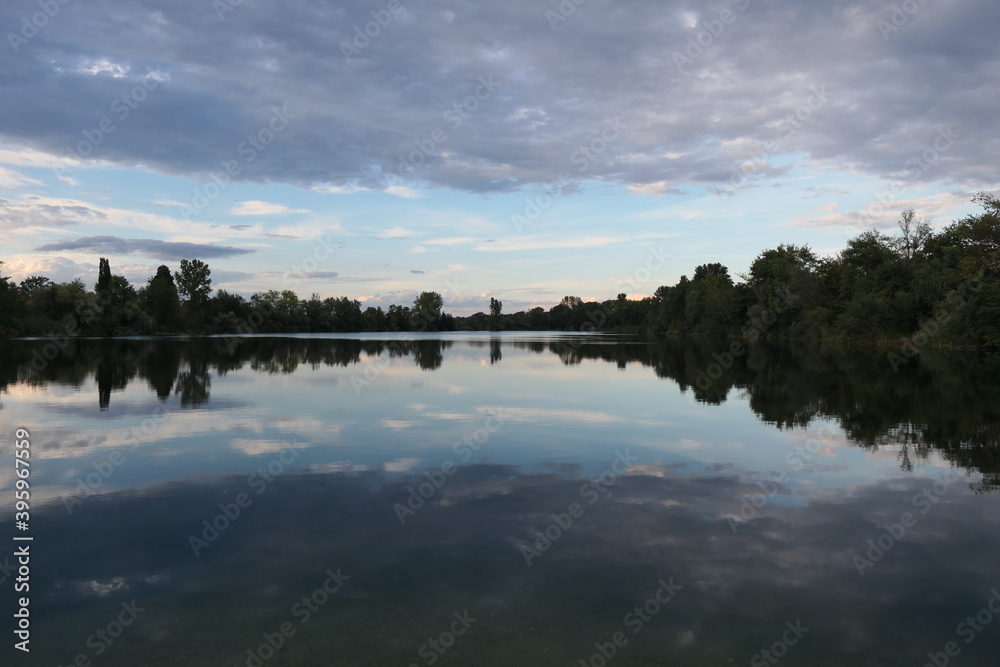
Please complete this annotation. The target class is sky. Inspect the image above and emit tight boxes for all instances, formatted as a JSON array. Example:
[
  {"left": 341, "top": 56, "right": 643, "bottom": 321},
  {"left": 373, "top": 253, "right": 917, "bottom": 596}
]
[{"left": 0, "top": 0, "right": 997, "bottom": 315}]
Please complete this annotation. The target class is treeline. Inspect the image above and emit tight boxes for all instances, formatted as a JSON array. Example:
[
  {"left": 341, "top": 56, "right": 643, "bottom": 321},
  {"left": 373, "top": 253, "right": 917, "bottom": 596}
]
[
  {"left": 457, "top": 194, "right": 1000, "bottom": 348},
  {"left": 0, "top": 258, "right": 458, "bottom": 337},
  {"left": 1, "top": 194, "right": 998, "bottom": 346}
]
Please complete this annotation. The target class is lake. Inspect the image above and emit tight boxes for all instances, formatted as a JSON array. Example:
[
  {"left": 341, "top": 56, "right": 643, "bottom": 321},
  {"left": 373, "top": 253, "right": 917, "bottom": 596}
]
[{"left": 2, "top": 333, "right": 1000, "bottom": 666}]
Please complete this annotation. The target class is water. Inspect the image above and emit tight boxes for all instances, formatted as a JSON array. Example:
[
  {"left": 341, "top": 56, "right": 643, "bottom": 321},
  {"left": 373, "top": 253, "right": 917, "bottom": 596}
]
[{"left": 2, "top": 333, "right": 999, "bottom": 666}]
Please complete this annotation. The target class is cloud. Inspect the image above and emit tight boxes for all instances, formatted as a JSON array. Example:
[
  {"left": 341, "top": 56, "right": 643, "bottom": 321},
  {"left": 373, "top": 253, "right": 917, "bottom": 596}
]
[
  {"left": 1, "top": 1, "right": 995, "bottom": 198},
  {"left": 474, "top": 235, "right": 621, "bottom": 252},
  {"left": 802, "top": 186, "right": 851, "bottom": 199},
  {"left": 626, "top": 181, "right": 685, "bottom": 196},
  {"left": 298, "top": 271, "right": 339, "bottom": 279},
  {"left": 0, "top": 146, "right": 79, "bottom": 169},
  {"left": 78, "top": 58, "right": 129, "bottom": 79},
  {"left": 0, "top": 256, "right": 153, "bottom": 285},
  {"left": 0, "top": 194, "right": 265, "bottom": 242},
  {"left": 1, "top": 256, "right": 97, "bottom": 284},
  {"left": 230, "top": 200, "right": 309, "bottom": 216},
  {"left": 424, "top": 237, "right": 478, "bottom": 247},
  {"left": 281, "top": 271, "right": 388, "bottom": 283},
  {"left": 384, "top": 186, "right": 425, "bottom": 199},
  {"left": 35, "top": 236, "right": 254, "bottom": 260},
  {"left": 379, "top": 421, "right": 415, "bottom": 432},
  {"left": 0, "top": 198, "right": 107, "bottom": 229},
  {"left": 0, "top": 0, "right": 996, "bottom": 202},
  {"left": 795, "top": 191, "right": 973, "bottom": 229},
  {"left": 0, "top": 166, "right": 43, "bottom": 188},
  {"left": 410, "top": 270, "right": 425, "bottom": 274},
  {"left": 375, "top": 226, "right": 420, "bottom": 239},
  {"left": 312, "top": 183, "right": 371, "bottom": 194},
  {"left": 210, "top": 269, "right": 256, "bottom": 284}
]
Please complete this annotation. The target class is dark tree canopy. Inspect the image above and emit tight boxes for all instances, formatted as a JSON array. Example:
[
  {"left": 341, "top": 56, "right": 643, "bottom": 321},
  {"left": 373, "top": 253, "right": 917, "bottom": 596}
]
[
  {"left": 413, "top": 291, "right": 444, "bottom": 329},
  {"left": 19, "top": 275, "right": 52, "bottom": 299},
  {"left": 97, "top": 257, "right": 111, "bottom": 294},
  {"left": 0, "top": 261, "right": 26, "bottom": 336},
  {"left": 144, "top": 265, "right": 181, "bottom": 330},
  {"left": 693, "top": 263, "right": 731, "bottom": 283},
  {"left": 175, "top": 259, "right": 213, "bottom": 304}
]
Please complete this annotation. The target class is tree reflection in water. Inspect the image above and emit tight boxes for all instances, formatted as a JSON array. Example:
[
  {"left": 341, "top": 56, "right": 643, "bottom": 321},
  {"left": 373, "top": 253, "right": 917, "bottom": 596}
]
[{"left": 2, "top": 335, "right": 998, "bottom": 490}]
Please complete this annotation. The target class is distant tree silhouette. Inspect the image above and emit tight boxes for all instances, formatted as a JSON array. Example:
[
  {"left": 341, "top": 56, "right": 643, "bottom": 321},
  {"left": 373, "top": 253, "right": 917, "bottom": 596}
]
[{"left": 143, "top": 265, "right": 181, "bottom": 331}]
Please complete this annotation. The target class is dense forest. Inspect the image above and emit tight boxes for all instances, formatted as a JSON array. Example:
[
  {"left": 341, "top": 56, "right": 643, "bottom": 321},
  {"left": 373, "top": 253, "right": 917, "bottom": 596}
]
[{"left": 1, "top": 193, "right": 998, "bottom": 348}]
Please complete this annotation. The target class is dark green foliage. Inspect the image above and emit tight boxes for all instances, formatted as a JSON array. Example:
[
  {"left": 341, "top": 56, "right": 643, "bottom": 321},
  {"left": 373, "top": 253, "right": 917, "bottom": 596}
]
[
  {"left": 363, "top": 306, "right": 386, "bottom": 331},
  {"left": 412, "top": 291, "right": 443, "bottom": 331},
  {"left": 489, "top": 297, "right": 502, "bottom": 330},
  {"left": 143, "top": 265, "right": 181, "bottom": 331},
  {"left": 175, "top": 259, "right": 212, "bottom": 305},
  {"left": 0, "top": 261, "right": 26, "bottom": 336},
  {"left": 19, "top": 275, "right": 53, "bottom": 299},
  {"left": 97, "top": 257, "right": 111, "bottom": 294}
]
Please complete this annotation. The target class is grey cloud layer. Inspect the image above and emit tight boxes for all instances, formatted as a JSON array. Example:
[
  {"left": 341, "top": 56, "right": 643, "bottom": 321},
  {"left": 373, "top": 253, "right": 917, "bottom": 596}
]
[
  {"left": 35, "top": 235, "right": 253, "bottom": 259},
  {"left": 1, "top": 0, "right": 997, "bottom": 194},
  {"left": 0, "top": 197, "right": 107, "bottom": 228}
]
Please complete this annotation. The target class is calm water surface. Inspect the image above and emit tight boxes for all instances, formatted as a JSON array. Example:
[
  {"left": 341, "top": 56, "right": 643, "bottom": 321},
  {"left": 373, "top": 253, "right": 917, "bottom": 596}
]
[{"left": 1, "top": 333, "right": 999, "bottom": 666}]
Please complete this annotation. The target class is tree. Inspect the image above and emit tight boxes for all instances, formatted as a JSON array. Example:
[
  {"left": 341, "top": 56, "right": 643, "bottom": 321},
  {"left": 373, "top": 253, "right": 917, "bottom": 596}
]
[
  {"left": 693, "top": 263, "right": 731, "bottom": 283},
  {"left": 386, "top": 304, "right": 411, "bottom": 331},
  {"left": 303, "top": 293, "right": 331, "bottom": 331},
  {"left": 893, "top": 209, "right": 932, "bottom": 262},
  {"left": 248, "top": 290, "right": 308, "bottom": 331},
  {"left": 413, "top": 291, "right": 443, "bottom": 330},
  {"left": 107, "top": 275, "right": 136, "bottom": 308},
  {"left": 489, "top": 297, "right": 502, "bottom": 330},
  {"left": 327, "top": 296, "right": 362, "bottom": 331},
  {"left": 746, "top": 245, "right": 819, "bottom": 333},
  {"left": 96, "top": 274, "right": 143, "bottom": 335},
  {"left": 143, "top": 265, "right": 181, "bottom": 330},
  {"left": 29, "top": 278, "right": 103, "bottom": 334},
  {"left": 363, "top": 306, "right": 386, "bottom": 331},
  {"left": 840, "top": 230, "right": 896, "bottom": 274},
  {"left": 175, "top": 259, "right": 212, "bottom": 305},
  {"left": 0, "top": 261, "right": 26, "bottom": 336},
  {"left": 527, "top": 306, "right": 547, "bottom": 329},
  {"left": 87, "top": 258, "right": 144, "bottom": 334},
  {"left": 936, "top": 192, "right": 1000, "bottom": 267},
  {"left": 561, "top": 295, "right": 583, "bottom": 309},
  {"left": 19, "top": 275, "right": 52, "bottom": 300},
  {"left": 685, "top": 264, "right": 736, "bottom": 335},
  {"left": 96, "top": 257, "right": 111, "bottom": 294},
  {"left": 209, "top": 290, "right": 249, "bottom": 331}
]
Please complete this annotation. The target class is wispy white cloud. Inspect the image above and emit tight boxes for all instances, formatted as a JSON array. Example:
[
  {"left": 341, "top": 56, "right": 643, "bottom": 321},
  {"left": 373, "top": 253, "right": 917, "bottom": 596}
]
[
  {"left": 796, "top": 191, "right": 973, "bottom": 229},
  {"left": 474, "top": 235, "right": 621, "bottom": 252},
  {"left": 627, "top": 181, "right": 684, "bottom": 196},
  {"left": 0, "top": 145, "right": 78, "bottom": 169},
  {"left": 375, "top": 226, "right": 420, "bottom": 239},
  {"left": 78, "top": 58, "right": 129, "bottom": 78},
  {"left": 385, "top": 186, "right": 424, "bottom": 199},
  {"left": 0, "top": 166, "right": 42, "bottom": 188},
  {"left": 230, "top": 200, "right": 310, "bottom": 216}
]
